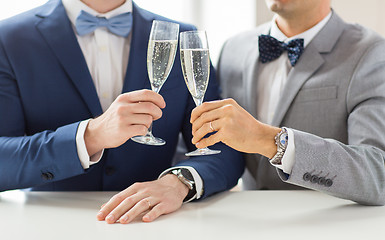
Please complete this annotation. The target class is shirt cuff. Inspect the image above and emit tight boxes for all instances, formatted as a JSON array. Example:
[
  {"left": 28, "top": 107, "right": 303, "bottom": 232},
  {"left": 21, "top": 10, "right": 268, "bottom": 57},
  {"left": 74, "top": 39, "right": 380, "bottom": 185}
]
[
  {"left": 76, "top": 119, "right": 104, "bottom": 169},
  {"left": 159, "top": 166, "right": 204, "bottom": 202},
  {"left": 270, "top": 127, "right": 296, "bottom": 174}
]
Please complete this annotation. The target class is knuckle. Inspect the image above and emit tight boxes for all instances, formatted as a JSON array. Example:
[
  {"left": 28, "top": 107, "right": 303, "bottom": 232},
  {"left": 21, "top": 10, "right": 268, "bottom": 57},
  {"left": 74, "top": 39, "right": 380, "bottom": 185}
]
[
  {"left": 117, "top": 93, "right": 130, "bottom": 103},
  {"left": 116, "top": 105, "right": 128, "bottom": 116},
  {"left": 111, "top": 194, "right": 124, "bottom": 203},
  {"left": 138, "top": 125, "right": 148, "bottom": 135},
  {"left": 142, "top": 89, "right": 152, "bottom": 98},
  {"left": 122, "top": 196, "right": 134, "bottom": 205},
  {"left": 201, "top": 101, "right": 209, "bottom": 110},
  {"left": 224, "top": 98, "right": 235, "bottom": 104},
  {"left": 156, "top": 108, "right": 163, "bottom": 118},
  {"left": 223, "top": 104, "right": 234, "bottom": 115},
  {"left": 200, "top": 111, "right": 208, "bottom": 120},
  {"left": 116, "top": 94, "right": 124, "bottom": 102},
  {"left": 146, "top": 115, "right": 153, "bottom": 124},
  {"left": 131, "top": 182, "right": 142, "bottom": 189},
  {"left": 141, "top": 187, "right": 151, "bottom": 196}
]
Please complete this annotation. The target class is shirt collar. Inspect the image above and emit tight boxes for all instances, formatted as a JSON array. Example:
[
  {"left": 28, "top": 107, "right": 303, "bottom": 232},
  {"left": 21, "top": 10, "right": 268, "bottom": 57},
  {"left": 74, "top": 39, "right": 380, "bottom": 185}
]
[
  {"left": 270, "top": 11, "right": 332, "bottom": 48},
  {"left": 62, "top": 0, "right": 133, "bottom": 26}
]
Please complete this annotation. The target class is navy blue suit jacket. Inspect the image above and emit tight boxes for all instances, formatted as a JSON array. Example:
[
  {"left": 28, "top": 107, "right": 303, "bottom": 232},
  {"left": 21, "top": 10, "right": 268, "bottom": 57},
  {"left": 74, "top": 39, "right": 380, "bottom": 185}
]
[{"left": 0, "top": 0, "right": 244, "bottom": 198}]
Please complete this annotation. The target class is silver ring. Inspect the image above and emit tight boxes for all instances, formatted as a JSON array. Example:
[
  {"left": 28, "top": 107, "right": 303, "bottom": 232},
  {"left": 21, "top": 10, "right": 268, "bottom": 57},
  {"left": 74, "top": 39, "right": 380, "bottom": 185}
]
[{"left": 209, "top": 121, "right": 215, "bottom": 132}]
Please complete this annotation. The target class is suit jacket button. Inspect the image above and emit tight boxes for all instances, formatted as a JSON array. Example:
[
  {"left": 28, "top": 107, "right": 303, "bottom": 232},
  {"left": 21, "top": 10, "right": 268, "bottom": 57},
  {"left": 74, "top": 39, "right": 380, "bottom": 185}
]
[
  {"left": 41, "top": 172, "right": 54, "bottom": 180},
  {"left": 325, "top": 179, "right": 333, "bottom": 187},
  {"left": 318, "top": 177, "right": 326, "bottom": 185},
  {"left": 310, "top": 175, "right": 319, "bottom": 183},
  {"left": 303, "top": 172, "right": 311, "bottom": 181},
  {"left": 105, "top": 166, "right": 115, "bottom": 176}
]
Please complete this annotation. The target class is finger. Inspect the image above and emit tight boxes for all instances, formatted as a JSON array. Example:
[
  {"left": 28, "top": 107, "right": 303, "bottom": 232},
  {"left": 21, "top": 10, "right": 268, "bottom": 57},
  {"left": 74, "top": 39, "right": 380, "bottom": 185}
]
[
  {"left": 191, "top": 98, "right": 238, "bottom": 123},
  {"left": 100, "top": 203, "right": 106, "bottom": 209},
  {"left": 195, "top": 131, "right": 223, "bottom": 149},
  {"left": 190, "top": 100, "right": 226, "bottom": 123},
  {"left": 104, "top": 194, "right": 142, "bottom": 224},
  {"left": 131, "top": 102, "right": 164, "bottom": 120},
  {"left": 97, "top": 188, "right": 136, "bottom": 221},
  {"left": 118, "top": 102, "right": 163, "bottom": 121},
  {"left": 142, "top": 203, "right": 165, "bottom": 223},
  {"left": 191, "top": 107, "right": 224, "bottom": 134},
  {"left": 192, "top": 119, "right": 222, "bottom": 144},
  {"left": 127, "top": 124, "right": 149, "bottom": 138},
  {"left": 119, "top": 198, "right": 156, "bottom": 224},
  {"left": 121, "top": 113, "right": 153, "bottom": 128},
  {"left": 119, "top": 89, "right": 166, "bottom": 109}
]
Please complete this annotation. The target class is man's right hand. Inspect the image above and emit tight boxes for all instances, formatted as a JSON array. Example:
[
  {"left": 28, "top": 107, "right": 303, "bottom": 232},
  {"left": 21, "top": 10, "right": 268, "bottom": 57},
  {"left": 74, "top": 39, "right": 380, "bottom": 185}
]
[{"left": 84, "top": 89, "right": 166, "bottom": 156}]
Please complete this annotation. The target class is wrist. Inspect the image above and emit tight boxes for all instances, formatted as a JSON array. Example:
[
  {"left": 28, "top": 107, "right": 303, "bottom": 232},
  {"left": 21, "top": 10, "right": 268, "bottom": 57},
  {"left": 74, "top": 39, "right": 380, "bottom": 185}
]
[
  {"left": 255, "top": 123, "right": 281, "bottom": 158},
  {"left": 162, "top": 174, "right": 189, "bottom": 200},
  {"left": 84, "top": 118, "right": 104, "bottom": 156}
]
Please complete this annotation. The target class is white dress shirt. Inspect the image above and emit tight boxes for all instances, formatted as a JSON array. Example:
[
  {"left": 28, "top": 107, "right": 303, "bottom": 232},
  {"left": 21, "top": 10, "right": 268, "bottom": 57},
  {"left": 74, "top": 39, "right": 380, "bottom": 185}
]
[
  {"left": 257, "top": 12, "right": 332, "bottom": 174},
  {"left": 62, "top": 0, "right": 203, "bottom": 201},
  {"left": 62, "top": 0, "right": 132, "bottom": 168}
]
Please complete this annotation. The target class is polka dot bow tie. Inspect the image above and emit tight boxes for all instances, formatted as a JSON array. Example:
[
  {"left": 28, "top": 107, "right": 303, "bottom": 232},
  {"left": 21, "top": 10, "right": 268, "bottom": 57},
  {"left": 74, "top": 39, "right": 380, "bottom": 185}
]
[{"left": 258, "top": 34, "right": 304, "bottom": 67}]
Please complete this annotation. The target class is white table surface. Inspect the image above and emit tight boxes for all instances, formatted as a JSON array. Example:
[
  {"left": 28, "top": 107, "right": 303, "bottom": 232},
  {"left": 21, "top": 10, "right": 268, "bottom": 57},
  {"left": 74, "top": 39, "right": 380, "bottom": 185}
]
[{"left": 1, "top": 190, "right": 383, "bottom": 240}]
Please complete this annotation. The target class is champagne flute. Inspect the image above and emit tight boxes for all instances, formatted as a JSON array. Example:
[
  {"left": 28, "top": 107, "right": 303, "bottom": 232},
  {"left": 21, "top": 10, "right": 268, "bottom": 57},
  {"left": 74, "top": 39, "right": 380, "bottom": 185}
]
[
  {"left": 131, "top": 20, "right": 179, "bottom": 146},
  {"left": 180, "top": 30, "right": 221, "bottom": 156}
]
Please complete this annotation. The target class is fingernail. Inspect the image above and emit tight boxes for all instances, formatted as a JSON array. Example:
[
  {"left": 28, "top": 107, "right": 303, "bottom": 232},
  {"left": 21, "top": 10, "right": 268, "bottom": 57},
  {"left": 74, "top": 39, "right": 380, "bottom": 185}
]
[
  {"left": 196, "top": 142, "right": 201, "bottom": 148},
  {"left": 106, "top": 214, "right": 115, "bottom": 223},
  {"left": 120, "top": 216, "right": 129, "bottom": 223},
  {"left": 97, "top": 211, "right": 104, "bottom": 218},
  {"left": 143, "top": 215, "right": 150, "bottom": 222}
]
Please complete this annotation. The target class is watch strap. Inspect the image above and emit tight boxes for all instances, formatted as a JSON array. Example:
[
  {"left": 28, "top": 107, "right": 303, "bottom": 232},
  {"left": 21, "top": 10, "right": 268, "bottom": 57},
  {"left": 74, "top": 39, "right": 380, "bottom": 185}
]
[{"left": 269, "top": 128, "right": 288, "bottom": 165}]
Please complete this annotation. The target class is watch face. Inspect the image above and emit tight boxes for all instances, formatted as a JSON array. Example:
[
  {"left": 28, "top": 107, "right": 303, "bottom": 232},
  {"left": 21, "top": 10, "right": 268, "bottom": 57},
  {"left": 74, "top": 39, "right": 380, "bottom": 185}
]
[{"left": 279, "top": 132, "right": 288, "bottom": 147}]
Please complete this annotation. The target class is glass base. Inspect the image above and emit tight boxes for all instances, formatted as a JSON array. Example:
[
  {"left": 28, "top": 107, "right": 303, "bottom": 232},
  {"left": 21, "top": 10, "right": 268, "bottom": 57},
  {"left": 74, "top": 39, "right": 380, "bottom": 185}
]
[
  {"left": 131, "top": 133, "right": 166, "bottom": 146},
  {"left": 185, "top": 147, "right": 221, "bottom": 157}
]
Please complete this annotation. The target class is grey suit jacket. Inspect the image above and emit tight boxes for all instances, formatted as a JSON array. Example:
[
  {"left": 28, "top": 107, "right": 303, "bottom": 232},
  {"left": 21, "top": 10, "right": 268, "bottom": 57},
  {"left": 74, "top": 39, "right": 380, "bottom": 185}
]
[{"left": 217, "top": 12, "right": 385, "bottom": 205}]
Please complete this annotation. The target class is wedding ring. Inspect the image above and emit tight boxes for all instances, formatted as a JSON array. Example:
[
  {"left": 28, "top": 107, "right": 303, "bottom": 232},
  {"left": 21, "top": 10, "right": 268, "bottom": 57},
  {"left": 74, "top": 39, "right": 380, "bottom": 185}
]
[
  {"left": 145, "top": 199, "right": 151, "bottom": 209},
  {"left": 209, "top": 121, "right": 215, "bottom": 132}
]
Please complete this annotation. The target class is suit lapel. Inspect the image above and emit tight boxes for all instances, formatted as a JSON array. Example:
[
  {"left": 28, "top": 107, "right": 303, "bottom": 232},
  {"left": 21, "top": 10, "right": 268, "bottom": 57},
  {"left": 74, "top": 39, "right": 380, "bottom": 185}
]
[
  {"left": 271, "top": 11, "right": 345, "bottom": 126},
  {"left": 121, "top": 3, "right": 151, "bottom": 93},
  {"left": 244, "top": 25, "right": 270, "bottom": 117},
  {"left": 271, "top": 46, "right": 324, "bottom": 126},
  {"left": 35, "top": 0, "right": 103, "bottom": 117}
]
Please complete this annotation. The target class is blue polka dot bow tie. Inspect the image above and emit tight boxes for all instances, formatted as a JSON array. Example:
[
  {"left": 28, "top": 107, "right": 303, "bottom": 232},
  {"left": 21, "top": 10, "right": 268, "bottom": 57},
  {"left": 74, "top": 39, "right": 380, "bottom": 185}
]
[
  {"left": 75, "top": 10, "right": 133, "bottom": 37},
  {"left": 258, "top": 34, "right": 304, "bottom": 67}
]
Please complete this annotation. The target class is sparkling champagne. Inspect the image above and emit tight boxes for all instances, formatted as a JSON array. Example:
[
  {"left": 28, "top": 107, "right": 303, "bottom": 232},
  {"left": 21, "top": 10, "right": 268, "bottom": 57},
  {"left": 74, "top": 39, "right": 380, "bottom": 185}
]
[
  {"left": 180, "top": 49, "right": 210, "bottom": 106},
  {"left": 147, "top": 40, "right": 178, "bottom": 93}
]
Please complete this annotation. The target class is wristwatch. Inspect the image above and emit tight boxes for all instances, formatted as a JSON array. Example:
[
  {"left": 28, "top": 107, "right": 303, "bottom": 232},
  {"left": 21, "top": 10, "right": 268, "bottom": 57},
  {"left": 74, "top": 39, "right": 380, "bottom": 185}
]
[
  {"left": 269, "top": 128, "right": 288, "bottom": 165},
  {"left": 169, "top": 169, "right": 197, "bottom": 201}
]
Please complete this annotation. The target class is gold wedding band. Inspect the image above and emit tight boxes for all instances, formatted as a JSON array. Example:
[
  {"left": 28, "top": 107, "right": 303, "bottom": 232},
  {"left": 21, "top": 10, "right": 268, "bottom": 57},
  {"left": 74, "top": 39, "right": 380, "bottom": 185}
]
[
  {"left": 209, "top": 121, "right": 215, "bottom": 132},
  {"left": 145, "top": 199, "right": 151, "bottom": 209}
]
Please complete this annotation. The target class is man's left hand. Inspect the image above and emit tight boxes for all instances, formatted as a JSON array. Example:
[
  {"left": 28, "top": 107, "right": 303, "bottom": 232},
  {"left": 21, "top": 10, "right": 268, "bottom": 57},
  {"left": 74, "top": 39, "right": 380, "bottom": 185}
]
[{"left": 97, "top": 174, "right": 189, "bottom": 224}]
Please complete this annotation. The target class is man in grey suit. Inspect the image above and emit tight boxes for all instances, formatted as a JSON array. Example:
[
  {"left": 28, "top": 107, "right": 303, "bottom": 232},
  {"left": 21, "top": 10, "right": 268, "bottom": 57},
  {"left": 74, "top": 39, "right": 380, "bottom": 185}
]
[{"left": 190, "top": 0, "right": 385, "bottom": 205}]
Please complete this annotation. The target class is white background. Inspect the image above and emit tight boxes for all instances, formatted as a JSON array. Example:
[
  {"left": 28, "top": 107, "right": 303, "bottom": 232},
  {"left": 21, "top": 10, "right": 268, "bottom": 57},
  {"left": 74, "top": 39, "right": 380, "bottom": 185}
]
[
  {"left": 1, "top": 1, "right": 383, "bottom": 66},
  {"left": 0, "top": 0, "right": 256, "bottom": 66}
]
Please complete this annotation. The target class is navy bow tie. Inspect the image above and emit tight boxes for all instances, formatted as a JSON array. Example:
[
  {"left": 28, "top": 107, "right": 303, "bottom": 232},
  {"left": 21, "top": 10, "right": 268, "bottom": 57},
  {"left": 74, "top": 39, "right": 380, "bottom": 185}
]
[
  {"left": 75, "top": 10, "right": 133, "bottom": 37},
  {"left": 258, "top": 34, "right": 304, "bottom": 67}
]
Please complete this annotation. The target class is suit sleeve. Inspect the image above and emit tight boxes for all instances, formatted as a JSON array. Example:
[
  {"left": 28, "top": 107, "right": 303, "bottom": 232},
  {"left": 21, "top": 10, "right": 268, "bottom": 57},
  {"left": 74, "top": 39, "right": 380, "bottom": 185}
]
[
  {"left": 278, "top": 41, "right": 385, "bottom": 206},
  {"left": 0, "top": 38, "right": 85, "bottom": 192}
]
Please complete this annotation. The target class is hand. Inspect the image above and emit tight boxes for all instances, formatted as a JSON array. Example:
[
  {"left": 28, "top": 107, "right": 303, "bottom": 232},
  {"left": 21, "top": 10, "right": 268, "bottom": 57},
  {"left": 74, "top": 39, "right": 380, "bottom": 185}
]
[
  {"left": 97, "top": 174, "right": 189, "bottom": 224},
  {"left": 85, "top": 89, "right": 166, "bottom": 156},
  {"left": 190, "top": 98, "right": 280, "bottom": 158}
]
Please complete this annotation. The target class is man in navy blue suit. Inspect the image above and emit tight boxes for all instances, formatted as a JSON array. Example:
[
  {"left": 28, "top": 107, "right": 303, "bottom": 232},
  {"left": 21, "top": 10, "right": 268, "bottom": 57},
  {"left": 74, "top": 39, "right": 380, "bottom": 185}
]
[{"left": 0, "top": 0, "right": 244, "bottom": 224}]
